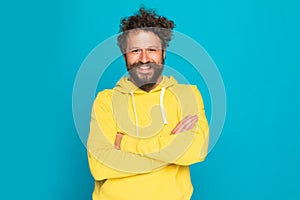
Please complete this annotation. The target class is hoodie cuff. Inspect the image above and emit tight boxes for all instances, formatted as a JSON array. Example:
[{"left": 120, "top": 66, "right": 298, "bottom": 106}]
[{"left": 120, "top": 135, "right": 138, "bottom": 154}]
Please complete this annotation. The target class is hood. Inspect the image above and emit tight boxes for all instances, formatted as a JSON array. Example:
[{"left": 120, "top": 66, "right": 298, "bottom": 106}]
[{"left": 113, "top": 76, "right": 178, "bottom": 136}]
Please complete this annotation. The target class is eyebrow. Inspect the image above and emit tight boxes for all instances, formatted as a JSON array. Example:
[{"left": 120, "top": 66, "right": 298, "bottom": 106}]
[{"left": 127, "top": 46, "right": 162, "bottom": 50}]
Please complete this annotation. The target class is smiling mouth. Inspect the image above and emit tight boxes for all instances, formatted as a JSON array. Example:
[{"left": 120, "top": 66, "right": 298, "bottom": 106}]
[{"left": 137, "top": 65, "right": 153, "bottom": 73}]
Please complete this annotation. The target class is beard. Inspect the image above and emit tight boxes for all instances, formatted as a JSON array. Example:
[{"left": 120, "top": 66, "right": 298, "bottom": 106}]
[{"left": 127, "top": 61, "right": 164, "bottom": 91}]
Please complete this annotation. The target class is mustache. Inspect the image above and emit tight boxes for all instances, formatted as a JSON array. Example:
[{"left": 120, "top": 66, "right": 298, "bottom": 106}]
[{"left": 129, "top": 62, "right": 162, "bottom": 69}]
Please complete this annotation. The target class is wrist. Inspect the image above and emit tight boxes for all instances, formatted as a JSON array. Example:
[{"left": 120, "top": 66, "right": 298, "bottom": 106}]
[{"left": 114, "top": 132, "right": 124, "bottom": 150}]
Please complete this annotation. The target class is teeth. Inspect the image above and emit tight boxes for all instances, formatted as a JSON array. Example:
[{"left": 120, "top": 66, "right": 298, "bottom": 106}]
[{"left": 139, "top": 66, "right": 150, "bottom": 69}]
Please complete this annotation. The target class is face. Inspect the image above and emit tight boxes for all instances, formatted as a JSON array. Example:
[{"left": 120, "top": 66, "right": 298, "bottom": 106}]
[{"left": 124, "top": 30, "right": 165, "bottom": 90}]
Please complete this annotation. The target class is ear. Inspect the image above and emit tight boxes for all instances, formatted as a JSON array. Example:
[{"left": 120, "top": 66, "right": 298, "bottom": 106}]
[
  {"left": 163, "top": 49, "right": 166, "bottom": 59},
  {"left": 123, "top": 54, "right": 127, "bottom": 62}
]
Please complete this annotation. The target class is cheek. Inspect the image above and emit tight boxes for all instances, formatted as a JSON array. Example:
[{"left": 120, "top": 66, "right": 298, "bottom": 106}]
[
  {"left": 153, "top": 54, "right": 164, "bottom": 63},
  {"left": 125, "top": 55, "right": 139, "bottom": 65}
]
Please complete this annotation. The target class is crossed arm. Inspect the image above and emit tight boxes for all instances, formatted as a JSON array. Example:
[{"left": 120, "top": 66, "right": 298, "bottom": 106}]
[
  {"left": 87, "top": 87, "right": 209, "bottom": 181},
  {"left": 114, "top": 86, "right": 209, "bottom": 165},
  {"left": 114, "top": 114, "right": 198, "bottom": 149}
]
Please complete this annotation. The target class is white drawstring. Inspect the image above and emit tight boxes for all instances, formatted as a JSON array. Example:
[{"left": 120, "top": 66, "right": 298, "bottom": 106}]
[
  {"left": 130, "top": 91, "right": 139, "bottom": 136},
  {"left": 130, "top": 87, "right": 168, "bottom": 137},
  {"left": 160, "top": 87, "right": 168, "bottom": 124}
]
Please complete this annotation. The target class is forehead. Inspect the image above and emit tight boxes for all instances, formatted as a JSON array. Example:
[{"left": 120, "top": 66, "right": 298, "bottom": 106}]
[{"left": 126, "top": 30, "right": 162, "bottom": 49}]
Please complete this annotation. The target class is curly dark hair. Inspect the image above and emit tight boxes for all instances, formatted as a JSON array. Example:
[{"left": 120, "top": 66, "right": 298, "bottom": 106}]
[{"left": 117, "top": 7, "right": 175, "bottom": 54}]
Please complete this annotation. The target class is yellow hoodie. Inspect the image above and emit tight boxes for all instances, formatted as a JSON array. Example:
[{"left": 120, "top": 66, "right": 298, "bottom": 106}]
[{"left": 87, "top": 76, "right": 209, "bottom": 200}]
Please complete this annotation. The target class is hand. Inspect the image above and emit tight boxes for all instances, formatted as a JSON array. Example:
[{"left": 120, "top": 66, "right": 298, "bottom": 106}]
[
  {"left": 171, "top": 115, "right": 198, "bottom": 134},
  {"left": 114, "top": 132, "right": 124, "bottom": 150}
]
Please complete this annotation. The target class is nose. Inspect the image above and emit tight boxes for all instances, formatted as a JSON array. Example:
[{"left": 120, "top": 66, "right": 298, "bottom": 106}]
[{"left": 139, "top": 50, "right": 150, "bottom": 64}]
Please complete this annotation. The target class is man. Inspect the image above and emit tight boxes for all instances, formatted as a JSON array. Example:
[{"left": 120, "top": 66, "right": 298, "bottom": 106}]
[{"left": 87, "top": 7, "right": 209, "bottom": 200}]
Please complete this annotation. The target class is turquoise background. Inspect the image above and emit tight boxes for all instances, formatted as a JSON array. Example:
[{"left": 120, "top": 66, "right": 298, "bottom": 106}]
[{"left": 1, "top": 0, "right": 300, "bottom": 199}]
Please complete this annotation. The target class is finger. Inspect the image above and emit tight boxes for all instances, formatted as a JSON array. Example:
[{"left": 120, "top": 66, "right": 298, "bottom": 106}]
[
  {"left": 171, "top": 115, "right": 192, "bottom": 134},
  {"left": 181, "top": 115, "right": 197, "bottom": 128},
  {"left": 184, "top": 117, "right": 198, "bottom": 130},
  {"left": 171, "top": 115, "right": 191, "bottom": 134},
  {"left": 172, "top": 115, "right": 197, "bottom": 134},
  {"left": 184, "top": 116, "right": 198, "bottom": 129},
  {"left": 171, "top": 121, "right": 181, "bottom": 134},
  {"left": 176, "top": 116, "right": 198, "bottom": 133},
  {"left": 171, "top": 122, "right": 182, "bottom": 134}
]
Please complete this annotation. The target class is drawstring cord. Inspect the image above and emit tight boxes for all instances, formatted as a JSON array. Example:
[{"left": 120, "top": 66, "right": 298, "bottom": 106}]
[
  {"left": 130, "top": 91, "right": 139, "bottom": 136},
  {"left": 130, "top": 87, "right": 168, "bottom": 136},
  {"left": 160, "top": 87, "right": 168, "bottom": 124}
]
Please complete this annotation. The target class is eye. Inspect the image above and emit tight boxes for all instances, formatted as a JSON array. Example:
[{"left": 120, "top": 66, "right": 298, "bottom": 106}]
[
  {"left": 148, "top": 48, "right": 158, "bottom": 52},
  {"left": 131, "top": 49, "right": 141, "bottom": 54}
]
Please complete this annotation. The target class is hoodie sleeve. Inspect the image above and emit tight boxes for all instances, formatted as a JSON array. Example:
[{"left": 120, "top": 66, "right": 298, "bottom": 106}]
[
  {"left": 87, "top": 90, "right": 168, "bottom": 181},
  {"left": 120, "top": 86, "right": 209, "bottom": 166}
]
